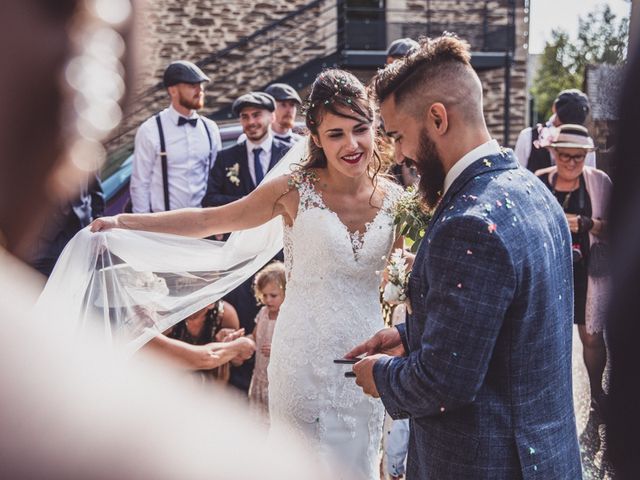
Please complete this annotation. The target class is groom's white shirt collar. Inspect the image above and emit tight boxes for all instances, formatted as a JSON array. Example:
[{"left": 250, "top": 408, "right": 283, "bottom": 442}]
[{"left": 443, "top": 139, "right": 501, "bottom": 195}]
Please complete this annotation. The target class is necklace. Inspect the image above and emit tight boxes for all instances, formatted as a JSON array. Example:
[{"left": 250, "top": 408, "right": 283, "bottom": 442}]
[{"left": 552, "top": 175, "right": 579, "bottom": 212}]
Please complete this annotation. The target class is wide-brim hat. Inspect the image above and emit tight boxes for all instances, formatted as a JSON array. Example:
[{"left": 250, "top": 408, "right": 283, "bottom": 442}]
[
  {"left": 232, "top": 92, "right": 276, "bottom": 117},
  {"left": 548, "top": 124, "right": 595, "bottom": 150},
  {"left": 163, "top": 60, "right": 210, "bottom": 87}
]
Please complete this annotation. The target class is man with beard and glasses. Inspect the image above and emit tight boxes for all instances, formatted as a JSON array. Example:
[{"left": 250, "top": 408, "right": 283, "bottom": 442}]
[
  {"left": 347, "top": 35, "right": 582, "bottom": 479},
  {"left": 130, "top": 60, "right": 222, "bottom": 213}
]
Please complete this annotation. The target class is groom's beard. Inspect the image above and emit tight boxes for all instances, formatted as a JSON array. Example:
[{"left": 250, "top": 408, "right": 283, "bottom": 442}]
[{"left": 414, "top": 129, "right": 445, "bottom": 209}]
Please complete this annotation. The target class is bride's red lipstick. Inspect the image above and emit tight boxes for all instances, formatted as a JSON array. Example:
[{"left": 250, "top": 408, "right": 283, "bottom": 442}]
[{"left": 341, "top": 152, "right": 363, "bottom": 164}]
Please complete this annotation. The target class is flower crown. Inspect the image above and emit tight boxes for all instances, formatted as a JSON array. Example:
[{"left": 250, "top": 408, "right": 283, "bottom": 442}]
[{"left": 303, "top": 73, "right": 362, "bottom": 126}]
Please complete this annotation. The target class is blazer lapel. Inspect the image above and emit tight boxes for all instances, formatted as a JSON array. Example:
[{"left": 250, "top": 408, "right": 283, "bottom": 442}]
[
  {"left": 428, "top": 149, "right": 519, "bottom": 228},
  {"left": 236, "top": 142, "right": 255, "bottom": 191}
]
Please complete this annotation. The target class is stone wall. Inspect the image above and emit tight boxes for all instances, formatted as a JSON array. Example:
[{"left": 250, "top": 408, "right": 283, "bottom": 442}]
[
  {"left": 109, "top": 0, "right": 336, "bottom": 155},
  {"left": 108, "top": 0, "right": 527, "bottom": 155}
]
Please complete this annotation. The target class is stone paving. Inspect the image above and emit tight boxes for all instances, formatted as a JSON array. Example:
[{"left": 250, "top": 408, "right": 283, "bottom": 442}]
[{"left": 572, "top": 327, "right": 615, "bottom": 479}]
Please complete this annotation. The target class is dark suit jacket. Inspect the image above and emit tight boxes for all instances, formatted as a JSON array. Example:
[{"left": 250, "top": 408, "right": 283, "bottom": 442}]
[
  {"left": 374, "top": 151, "right": 582, "bottom": 479},
  {"left": 28, "top": 174, "right": 104, "bottom": 277},
  {"left": 201, "top": 137, "right": 290, "bottom": 391},
  {"left": 201, "top": 138, "right": 290, "bottom": 207}
]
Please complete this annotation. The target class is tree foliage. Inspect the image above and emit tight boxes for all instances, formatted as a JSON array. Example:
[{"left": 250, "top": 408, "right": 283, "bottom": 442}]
[{"left": 530, "top": 4, "right": 629, "bottom": 123}]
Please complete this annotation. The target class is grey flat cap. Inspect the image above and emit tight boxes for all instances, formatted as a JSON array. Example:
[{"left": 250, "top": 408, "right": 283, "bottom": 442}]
[
  {"left": 554, "top": 89, "right": 590, "bottom": 125},
  {"left": 163, "top": 60, "right": 210, "bottom": 87},
  {"left": 232, "top": 92, "right": 276, "bottom": 117},
  {"left": 264, "top": 83, "right": 302, "bottom": 104},
  {"left": 386, "top": 38, "right": 419, "bottom": 58}
]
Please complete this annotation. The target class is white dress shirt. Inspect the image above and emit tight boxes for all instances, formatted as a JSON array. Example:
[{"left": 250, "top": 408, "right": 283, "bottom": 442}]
[
  {"left": 130, "top": 105, "right": 222, "bottom": 212},
  {"left": 443, "top": 139, "right": 501, "bottom": 195},
  {"left": 514, "top": 126, "right": 596, "bottom": 169},
  {"left": 246, "top": 133, "right": 273, "bottom": 186}
]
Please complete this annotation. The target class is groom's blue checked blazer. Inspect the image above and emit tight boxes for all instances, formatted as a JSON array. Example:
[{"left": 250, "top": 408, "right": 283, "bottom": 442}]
[{"left": 373, "top": 150, "right": 582, "bottom": 479}]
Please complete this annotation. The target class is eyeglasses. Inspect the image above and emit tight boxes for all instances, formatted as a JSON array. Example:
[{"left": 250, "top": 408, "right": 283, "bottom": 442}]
[{"left": 556, "top": 152, "right": 586, "bottom": 163}]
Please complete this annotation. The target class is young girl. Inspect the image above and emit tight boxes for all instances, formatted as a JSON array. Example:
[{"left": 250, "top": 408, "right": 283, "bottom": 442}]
[{"left": 249, "top": 261, "right": 286, "bottom": 421}]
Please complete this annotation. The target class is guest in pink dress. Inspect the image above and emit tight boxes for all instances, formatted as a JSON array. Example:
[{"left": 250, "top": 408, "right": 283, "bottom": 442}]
[{"left": 249, "top": 262, "right": 286, "bottom": 421}]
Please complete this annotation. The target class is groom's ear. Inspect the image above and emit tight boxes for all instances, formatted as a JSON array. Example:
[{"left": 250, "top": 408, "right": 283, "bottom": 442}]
[{"left": 428, "top": 103, "right": 448, "bottom": 136}]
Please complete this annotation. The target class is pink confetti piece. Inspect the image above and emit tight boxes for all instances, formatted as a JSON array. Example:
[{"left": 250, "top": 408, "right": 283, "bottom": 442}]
[
  {"left": 440, "top": 406, "right": 446, "bottom": 413},
  {"left": 466, "top": 249, "right": 473, "bottom": 255},
  {"left": 496, "top": 200, "right": 503, "bottom": 207},
  {"left": 487, "top": 223, "right": 497, "bottom": 233},
  {"left": 457, "top": 283, "right": 462, "bottom": 289}
]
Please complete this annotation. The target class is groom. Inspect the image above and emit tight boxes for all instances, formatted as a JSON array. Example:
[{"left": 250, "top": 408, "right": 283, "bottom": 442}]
[{"left": 348, "top": 36, "right": 582, "bottom": 479}]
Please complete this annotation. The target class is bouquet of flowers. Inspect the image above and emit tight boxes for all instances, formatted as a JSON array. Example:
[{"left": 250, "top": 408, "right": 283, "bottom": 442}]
[
  {"left": 382, "top": 248, "right": 409, "bottom": 304},
  {"left": 394, "top": 186, "right": 433, "bottom": 253},
  {"left": 382, "top": 188, "right": 433, "bottom": 306}
]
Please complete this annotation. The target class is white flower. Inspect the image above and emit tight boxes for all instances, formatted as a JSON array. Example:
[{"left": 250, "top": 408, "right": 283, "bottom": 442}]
[
  {"left": 383, "top": 248, "right": 409, "bottom": 304},
  {"left": 383, "top": 282, "right": 405, "bottom": 303},
  {"left": 226, "top": 163, "right": 240, "bottom": 186}
]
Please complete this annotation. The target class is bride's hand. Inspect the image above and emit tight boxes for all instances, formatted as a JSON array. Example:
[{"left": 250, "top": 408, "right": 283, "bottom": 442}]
[
  {"left": 344, "top": 327, "right": 405, "bottom": 358},
  {"left": 90, "top": 215, "right": 121, "bottom": 232}
]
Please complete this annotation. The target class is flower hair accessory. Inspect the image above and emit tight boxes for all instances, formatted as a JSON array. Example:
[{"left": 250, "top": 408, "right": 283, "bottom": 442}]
[
  {"left": 302, "top": 72, "right": 358, "bottom": 122},
  {"left": 532, "top": 125, "right": 560, "bottom": 149}
]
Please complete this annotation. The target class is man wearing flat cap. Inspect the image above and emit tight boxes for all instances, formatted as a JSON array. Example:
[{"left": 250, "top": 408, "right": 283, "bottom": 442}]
[
  {"left": 515, "top": 88, "right": 596, "bottom": 172},
  {"left": 264, "top": 83, "right": 303, "bottom": 146},
  {"left": 130, "top": 60, "right": 221, "bottom": 213},
  {"left": 202, "top": 91, "right": 290, "bottom": 394},
  {"left": 202, "top": 92, "right": 289, "bottom": 207}
]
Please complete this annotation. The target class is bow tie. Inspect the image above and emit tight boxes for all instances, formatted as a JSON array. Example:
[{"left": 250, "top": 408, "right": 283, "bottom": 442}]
[{"left": 178, "top": 117, "right": 198, "bottom": 127}]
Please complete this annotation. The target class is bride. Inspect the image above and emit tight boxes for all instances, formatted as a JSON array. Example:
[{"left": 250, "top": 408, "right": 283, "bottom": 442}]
[{"left": 91, "top": 69, "right": 402, "bottom": 478}]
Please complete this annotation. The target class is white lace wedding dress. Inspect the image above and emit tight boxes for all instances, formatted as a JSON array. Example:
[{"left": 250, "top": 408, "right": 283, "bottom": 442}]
[{"left": 268, "top": 172, "right": 399, "bottom": 479}]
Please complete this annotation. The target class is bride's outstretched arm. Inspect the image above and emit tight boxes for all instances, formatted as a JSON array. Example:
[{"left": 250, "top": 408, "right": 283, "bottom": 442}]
[{"left": 90, "top": 175, "right": 293, "bottom": 237}]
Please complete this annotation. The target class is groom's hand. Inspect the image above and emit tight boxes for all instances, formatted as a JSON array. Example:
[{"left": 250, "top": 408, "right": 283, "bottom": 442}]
[
  {"left": 344, "top": 327, "right": 405, "bottom": 358},
  {"left": 352, "top": 354, "right": 387, "bottom": 398}
]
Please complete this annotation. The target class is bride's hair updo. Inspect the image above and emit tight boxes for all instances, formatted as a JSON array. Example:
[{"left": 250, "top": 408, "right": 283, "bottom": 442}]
[{"left": 303, "top": 69, "right": 383, "bottom": 173}]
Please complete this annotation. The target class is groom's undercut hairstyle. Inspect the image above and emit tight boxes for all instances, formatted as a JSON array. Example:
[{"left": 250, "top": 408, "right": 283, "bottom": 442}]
[{"left": 373, "top": 34, "right": 485, "bottom": 126}]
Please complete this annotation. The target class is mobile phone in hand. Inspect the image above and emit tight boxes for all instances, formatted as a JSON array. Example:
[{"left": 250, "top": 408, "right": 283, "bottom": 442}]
[{"left": 333, "top": 358, "right": 359, "bottom": 364}]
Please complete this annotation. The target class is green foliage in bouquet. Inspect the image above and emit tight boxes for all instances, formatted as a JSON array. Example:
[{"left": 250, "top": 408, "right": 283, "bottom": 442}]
[{"left": 393, "top": 187, "right": 433, "bottom": 253}]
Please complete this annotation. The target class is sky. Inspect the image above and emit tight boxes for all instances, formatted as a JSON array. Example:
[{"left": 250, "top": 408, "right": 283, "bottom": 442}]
[{"left": 528, "top": 0, "right": 632, "bottom": 54}]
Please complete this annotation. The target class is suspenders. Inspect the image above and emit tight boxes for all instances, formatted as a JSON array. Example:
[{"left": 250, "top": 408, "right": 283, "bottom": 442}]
[
  {"left": 154, "top": 114, "right": 213, "bottom": 212},
  {"left": 155, "top": 114, "right": 170, "bottom": 212}
]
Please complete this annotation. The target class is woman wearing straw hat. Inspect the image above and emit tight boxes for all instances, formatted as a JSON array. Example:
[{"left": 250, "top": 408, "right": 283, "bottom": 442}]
[{"left": 535, "top": 123, "right": 612, "bottom": 415}]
